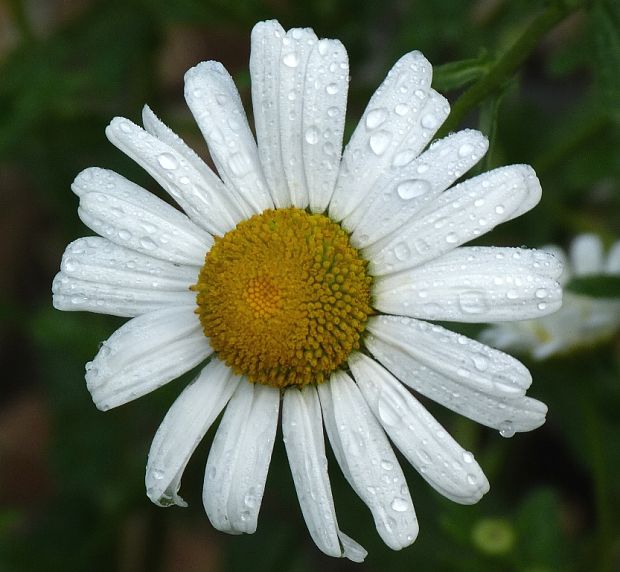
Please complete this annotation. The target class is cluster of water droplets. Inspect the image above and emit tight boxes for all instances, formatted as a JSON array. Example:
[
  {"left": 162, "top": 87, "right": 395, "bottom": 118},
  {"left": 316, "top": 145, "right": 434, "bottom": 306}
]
[
  {"left": 347, "top": 129, "right": 489, "bottom": 248},
  {"left": 365, "top": 315, "right": 548, "bottom": 437},
  {"left": 366, "top": 166, "right": 539, "bottom": 276}
]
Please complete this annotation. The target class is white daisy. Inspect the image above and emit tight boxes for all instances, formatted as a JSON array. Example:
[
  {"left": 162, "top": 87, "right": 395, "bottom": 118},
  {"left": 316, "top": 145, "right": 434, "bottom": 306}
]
[
  {"left": 52, "top": 20, "right": 562, "bottom": 561},
  {"left": 481, "top": 233, "right": 620, "bottom": 359}
]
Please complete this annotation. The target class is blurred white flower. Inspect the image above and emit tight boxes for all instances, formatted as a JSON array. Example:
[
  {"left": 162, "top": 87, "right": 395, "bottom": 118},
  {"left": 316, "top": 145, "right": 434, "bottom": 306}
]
[
  {"left": 52, "top": 20, "right": 561, "bottom": 561},
  {"left": 481, "top": 234, "right": 620, "bottom": 359}
]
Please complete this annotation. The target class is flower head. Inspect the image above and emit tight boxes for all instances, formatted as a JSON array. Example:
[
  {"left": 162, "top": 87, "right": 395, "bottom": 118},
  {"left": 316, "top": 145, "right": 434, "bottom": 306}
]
[
  {"left": 52, "top": 20, "right": 562, "bottom": 561},
  {"left": 481, "top": 233, "right": 620, "bottom": 359}
]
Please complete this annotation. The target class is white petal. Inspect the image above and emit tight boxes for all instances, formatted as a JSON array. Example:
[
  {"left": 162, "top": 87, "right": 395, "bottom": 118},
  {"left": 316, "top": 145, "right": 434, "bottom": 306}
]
[
  {"left": 72, "top": 167, "right": 212, "bottom": 266},
  {"left": 349, "top": 353, "right": 489, "bottom": 504},
  {"left": 204, "top": 382, "right": 279, "bottom": 534},
  {"left": 278, "top": 27, "right": 318, "bottom": 209},
  {"left": 59, "top": 237, "right": 199, "bottom": 288},
  {"left": 374, "top": 247, "right": 563, "bottom": 322},
  {"left": 367, "top": 316, "right": 548, "bottom": 432},
  {"left": 184, "top": 61, "right": 273, "bottom": 215},
  {"left": 606, "top": 241, "right": 620, "bottom": 274},
  {"left": 86, "top": 306, "right": 212, "bottom": 410},
  {"left": 365, "top": 165, "right": 542, "bottom": 275},
  {"left": 250, "top": 20, "right": 289, "bottom": 208},
  {"left": 318, "top": 372, "right": 418, "bottom": 550},
  {"left": 570, "top": 234, "right": 604, "bottom": 276},
  {"left": 283, "top": 386, "right": 367, "bottom": 562},
  {"left": 52, "top": 237, "right": 198, "bottom": 316},
  {"left": 106, "top": 117, "right": 245, "bottom": 235},
  {"left": 329, "top": 51, "right": 449, "bottom": 221},
  {"left": 302, "top": 37, "right": 349, "bottom": 212},
  {"left": 52, "top": 272, "right": 194, "bottom": 317},
  {"left": 346, "top": 130, "right": 488, "bottom": 247},
  {"left": 145, "top": 359, "right": 240, "bottom": 507},
  {"left": 142, "top": 104, "right": 218, "bottom": 179}
]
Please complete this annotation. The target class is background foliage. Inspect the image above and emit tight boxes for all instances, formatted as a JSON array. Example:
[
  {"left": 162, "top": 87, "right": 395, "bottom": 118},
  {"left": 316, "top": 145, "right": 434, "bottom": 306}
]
[{"left": 1, "top": 0, "right": 619, "bottom": 571}]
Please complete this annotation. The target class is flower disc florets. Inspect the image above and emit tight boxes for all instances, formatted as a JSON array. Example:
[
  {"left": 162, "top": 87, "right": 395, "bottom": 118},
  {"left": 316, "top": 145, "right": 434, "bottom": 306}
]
[{"left": 194, "top": 208, "right": 373, "bottom": 387}]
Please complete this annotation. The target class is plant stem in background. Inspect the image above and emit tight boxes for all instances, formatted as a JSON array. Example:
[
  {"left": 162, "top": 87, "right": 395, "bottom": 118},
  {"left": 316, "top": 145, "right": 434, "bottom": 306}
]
[{"left": 438, "top": 0, "right": 583, "bottom": 136}]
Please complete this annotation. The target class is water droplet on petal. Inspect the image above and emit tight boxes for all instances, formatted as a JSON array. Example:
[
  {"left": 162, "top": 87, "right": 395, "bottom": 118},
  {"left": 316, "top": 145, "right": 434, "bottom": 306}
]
[
  {"left": 369, "top": 130, "right": 392, "bottom": 155},
  {"left": 396, "top": 179, "right": 431, "bottom": 200},
  {"left": 325, "top": 83, "right": 339, "bottom": 95},
  {"left": 140, "top": 237, "right": 157, "bottom": 250},
  {"left": 157, "top": 153, "right": 179, "bottom": 170},
  {"left": 499, "top": 420, "right": 515, "bottom": 438},
  {"left": 458, "top": 143, "right": 474, "bottom": 157},
  {"left": 118, "top": 229, "right": 132, "bottom": 240},
  {"left": 305, "top": 126, "right": 320, "bottom": 145},
  {"left": 393, "top": 242, "right": 411, "bottom": 261},
  {"left": 391, "top": 497, "right": 409, "bottom": 512},
  {"left": 381, "top": 460, "right": 394, "bottom": 471},
  {"left": 327, "top": 106, "right": 339, "bottom": 118},
  {"left": 394, "top": 103, "right": 409, "bottom": 116},
  {"left": 366, "top": 107, "right": 388, "bottom": 129},
  {"left": 283, "top": 52, "right": 299, "bottom": 67}
]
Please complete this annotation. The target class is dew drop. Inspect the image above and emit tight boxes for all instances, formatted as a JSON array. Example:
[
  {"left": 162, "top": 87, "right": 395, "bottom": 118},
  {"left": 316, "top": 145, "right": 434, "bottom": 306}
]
[
  {"left": 317, "top": 39, "right": 329, "bottom": 56},
  {"left": 499, "top": 420, "right": 515, "bottom": 438},
  {"left": 380, "top": 460, "right": 394, "bottom": 471},
  {"left": 119, "top": 121, "right": 132, "bottom": 133},
  {"left": 369, "top": 130, "right": 392, "bottom": 155},
  {"left": 391, "top": 497, "right": 409, "bottom": 512},
  {"left": 466, "top": 474, "right": 478, "bottom": 486},
  {"left": 118, "top": 229, "right": 132, "bottom": 241},
  {"left": 393, "top": 242, "right": 411, "bottom": 261},
  {"left": 462, "top": 451, "right": 474, "bottom": 464},
  {"left": 445, "top": 232, "right": 458, "bottom": 244},
  {"left": 458, "top": 143, "right": 474, "bottom": 157},
  {"left": 304, "top": 126, "right": 320, "bottom": 145},
  {"left": 377, "top": 397, "right": 400, "bottom": 426},
  {"left": 396, "top": 179, "right": 431, "bottom": 200},
  {"left": 472, "top": 354, "right": 488, "bottom": 371},
  {"left": 327, "top": 106, "right": 339, "bottom": 118},
  {"left": 366, "top": 107, "right": 388, "bottom": 129},
  {"left": 537, "top": 302, "right": 548, "bottom": 311},
  {"left": 157, "top": 153, "right": 179, "bottom": 170},
  {"left": 394, "top": 103, "right": 409, "bottom": 116},
  {"left": 140, "top": 237, "right": 157, "bottom": 250},
  {"left": 535, "top": 288, "right": 548, "bottom": 299},
  {"left": 325, "top": 83, "right": 339, "bottom": 95},
  {"left": 282, "top": 52, "right": 299, "bottom": 67}
]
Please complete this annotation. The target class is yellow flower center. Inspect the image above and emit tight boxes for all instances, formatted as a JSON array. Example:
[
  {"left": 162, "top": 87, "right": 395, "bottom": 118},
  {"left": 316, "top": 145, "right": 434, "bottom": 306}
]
[{"left": 193, "top": 208, "right": 373, "bottom": 388}]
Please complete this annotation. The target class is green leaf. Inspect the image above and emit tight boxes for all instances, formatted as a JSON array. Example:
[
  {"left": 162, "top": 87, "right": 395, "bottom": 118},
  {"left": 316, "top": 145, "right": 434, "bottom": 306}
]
[
  {"left": 566, "top": 274, "right": 620, "bottom": 298},
  {"left": 432, "top": 55, "right": 490, "bottom": 92}
]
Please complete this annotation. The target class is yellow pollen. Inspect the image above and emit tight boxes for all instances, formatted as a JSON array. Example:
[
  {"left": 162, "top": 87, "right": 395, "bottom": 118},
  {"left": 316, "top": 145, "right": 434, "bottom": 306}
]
[{"left": 193, "top": 208, "right": 373, "bottom": 388}]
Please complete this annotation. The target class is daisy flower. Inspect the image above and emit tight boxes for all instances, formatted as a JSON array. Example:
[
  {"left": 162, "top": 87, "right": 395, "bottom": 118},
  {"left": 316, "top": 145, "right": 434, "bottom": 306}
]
[
  {"left": 481, "top": 234, "right": 620, "bottom": 359},
  {"left": 52, "top": 20, "right": 562, "bottom": 561}
]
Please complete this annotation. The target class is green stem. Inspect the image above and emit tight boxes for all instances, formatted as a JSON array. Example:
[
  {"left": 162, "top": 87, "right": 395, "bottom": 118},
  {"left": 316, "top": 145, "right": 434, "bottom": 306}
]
[{"left": 437, "top": 0, "right": 581, "bottom": 136}]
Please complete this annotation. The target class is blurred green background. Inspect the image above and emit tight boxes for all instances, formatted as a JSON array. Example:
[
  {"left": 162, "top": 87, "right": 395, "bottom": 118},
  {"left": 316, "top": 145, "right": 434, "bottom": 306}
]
[{"left": 1, "top": 0, "right": 619, "bottom": 570}]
